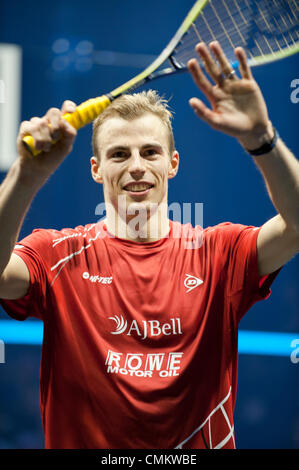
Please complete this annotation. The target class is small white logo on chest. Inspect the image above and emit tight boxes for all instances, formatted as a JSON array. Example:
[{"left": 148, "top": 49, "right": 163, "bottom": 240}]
[
  {"left": 184, "top": 274, "right": 203, "bottom": 293},
  {"left": 82, "top": 271, "right": 113, "bottom": 284}
]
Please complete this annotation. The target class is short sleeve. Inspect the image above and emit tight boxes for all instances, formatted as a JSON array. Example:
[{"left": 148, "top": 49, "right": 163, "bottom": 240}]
[
  {"left": 0, "top": 229, "right": 53, "bottom": 321},
  {"left": 215, "top": 222, "right": 282, "bottom": 323}
]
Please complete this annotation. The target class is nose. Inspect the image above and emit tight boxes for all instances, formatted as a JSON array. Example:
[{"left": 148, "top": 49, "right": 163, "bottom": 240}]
[{"left": 128, "top": 151, "right": 146, "bottom": 179}]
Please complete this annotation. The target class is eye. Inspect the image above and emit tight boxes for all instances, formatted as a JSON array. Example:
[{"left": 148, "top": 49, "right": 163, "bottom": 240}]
[
  {"left": 143, "top": 148, "right": 158, "bottom": 158},
  {"left": 111, "top": 151, "right": 128, "bottom": 159}
]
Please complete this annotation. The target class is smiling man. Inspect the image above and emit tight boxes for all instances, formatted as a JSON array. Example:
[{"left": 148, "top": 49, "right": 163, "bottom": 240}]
[
  {"left": 0, "top": 42, "right": 298, "bottom": 449},
  {"left": 90, "top": 99, "right": 179, "bottom": 242}
]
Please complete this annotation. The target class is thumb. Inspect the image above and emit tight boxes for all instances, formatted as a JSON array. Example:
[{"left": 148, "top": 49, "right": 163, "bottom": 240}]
[{"left": 61, "top": 100, "right": 77, "bottom": 115}]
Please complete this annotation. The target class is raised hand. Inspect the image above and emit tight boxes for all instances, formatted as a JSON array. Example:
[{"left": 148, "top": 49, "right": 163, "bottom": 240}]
[
  {"left": 188, "top": 41, "right": 274, "bottom": 149},
  {"left": 17, "top": 100, "right": 78, "bottom": 183}
]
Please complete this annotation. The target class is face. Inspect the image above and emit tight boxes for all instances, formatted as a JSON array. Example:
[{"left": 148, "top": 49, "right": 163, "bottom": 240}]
[{"left": 91, "top": 113, "right": 179, "bottom": 221}]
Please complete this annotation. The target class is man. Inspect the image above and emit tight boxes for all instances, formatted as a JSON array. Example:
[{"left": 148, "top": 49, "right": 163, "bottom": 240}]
[{"left": 0, "top": 42, "right": 298, "bottom": 449}]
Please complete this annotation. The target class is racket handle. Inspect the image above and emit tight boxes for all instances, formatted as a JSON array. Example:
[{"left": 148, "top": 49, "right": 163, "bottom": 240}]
[{"left": 22, "top": 94, "right": 111, "bottom": 156}]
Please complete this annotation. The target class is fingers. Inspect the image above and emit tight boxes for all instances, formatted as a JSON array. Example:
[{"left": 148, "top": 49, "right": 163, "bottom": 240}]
[
  {"left": 19, "top": 116, "right": 54, "bottom": 153},
  {"left": 191, "top": 41, "right": 253, "bottom": 83},
  {"left": 19, "top": 102, "right": 77, "bottom": 154},
  {"left": 187, "top": 57, "right": 214, "bottom": 100},
  {"left": 189, "top": 41, "right": 242, "bottom": 87},
  {"left": 46, "top": 108, "right": 64, "bottom": 141},
  {"left": 195, "top": 42, "right": 224, "bottom": 85},
  {"left": 61, "top": 99, "right": 76, "bottom": 115},
  {"left": 235, "top": 47, "right": 253, "bottom": 80},
  {"left": 189, "top": 97, "right": 221, "bottom": 129},
  {"left": 209, "top": 41, "right": 238, "bottom": 81}
]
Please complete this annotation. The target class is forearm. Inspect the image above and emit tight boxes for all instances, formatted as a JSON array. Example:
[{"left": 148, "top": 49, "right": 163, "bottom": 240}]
[
  {"left": 0, "top": 100, "right": 77, "bottom": 280},
  {"left": 240, "top": 131, "right": 299, "bottom": 232},
  {"left": 0, "top": 159, "right": 43, "bottom": 276}
]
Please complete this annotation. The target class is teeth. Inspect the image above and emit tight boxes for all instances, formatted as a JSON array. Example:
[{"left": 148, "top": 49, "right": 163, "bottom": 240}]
[{"left": 125, "top": 184, "right": 152, "bottom": 192}]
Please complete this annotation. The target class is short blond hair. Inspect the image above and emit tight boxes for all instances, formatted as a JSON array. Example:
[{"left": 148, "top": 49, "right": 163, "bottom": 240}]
[{"left": 92, "top": 90, "right": 175, "bottom": 160}]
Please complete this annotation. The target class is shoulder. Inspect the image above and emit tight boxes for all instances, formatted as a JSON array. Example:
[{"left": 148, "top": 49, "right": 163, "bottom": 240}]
[
  {"left": 171, "top": 220, "right": 259, "bottom": 254},
  {"left": 202, "top": 221, "right": 259, "bottom": 241},
  {"left": 47, "top": 222, "right": 101, "bottom": 248},
  {"left": 14, "top": 222, "right": 107, "bottom": 269},
  {"left": 17, "top": 221, "right": 103, "bottom": 249},
  {"left": 12, "top": 221, "right": 107, "bottom": 286},
  {"left": 172, "top": 220, "right": 256, "bottom": 240}
]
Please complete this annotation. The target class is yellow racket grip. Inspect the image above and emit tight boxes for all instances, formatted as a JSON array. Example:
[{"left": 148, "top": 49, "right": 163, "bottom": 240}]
[{"left": 22, "top": 94, "right": 111, "bottom": 156}]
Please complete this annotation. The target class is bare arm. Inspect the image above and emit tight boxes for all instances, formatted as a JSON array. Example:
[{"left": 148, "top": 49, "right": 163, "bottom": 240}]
[
  {"left": 0, "top": 100, "right": 77, "bottom": 300},
  {"left": 248, "top": 138, "right": 299, "bottom": 277},
  {"left": 188, "top": 42, "right": 299, "bottom": 276},
  {"left": 0, "top": 162, "right": 38, "bottom": 299}
]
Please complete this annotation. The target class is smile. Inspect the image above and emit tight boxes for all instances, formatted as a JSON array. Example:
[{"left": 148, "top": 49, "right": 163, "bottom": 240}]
[{"left": 123, "top": 182, "right": 154, "bottom": 193}]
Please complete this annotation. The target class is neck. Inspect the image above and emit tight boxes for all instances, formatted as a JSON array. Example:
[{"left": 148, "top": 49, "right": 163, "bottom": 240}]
[{"left": 104, "top": 201, "right": 170, "bottom": 242}]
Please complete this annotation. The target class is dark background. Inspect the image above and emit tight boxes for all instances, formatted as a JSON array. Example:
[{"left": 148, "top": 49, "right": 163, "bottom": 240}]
[{"left": 0, "top": 0, "right": 298, "bottom": 449}]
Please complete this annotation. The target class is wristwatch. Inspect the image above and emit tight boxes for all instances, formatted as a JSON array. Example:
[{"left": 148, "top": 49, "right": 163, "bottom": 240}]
[{"left": 246, "top": 127, "right": 279, "bottom": 156}]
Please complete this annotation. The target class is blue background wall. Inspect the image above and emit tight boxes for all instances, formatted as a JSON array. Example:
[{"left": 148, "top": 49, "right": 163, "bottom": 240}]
[{"left": 0, "top": 0, "right": 298, "bottom": 449}]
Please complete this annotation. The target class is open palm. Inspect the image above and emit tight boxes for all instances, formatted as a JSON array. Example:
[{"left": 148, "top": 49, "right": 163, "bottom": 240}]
[{"left": 188, "top": 42, "right": 271, "bottom": 148}]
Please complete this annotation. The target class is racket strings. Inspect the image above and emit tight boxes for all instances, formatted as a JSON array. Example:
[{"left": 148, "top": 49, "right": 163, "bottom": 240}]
[
  {"left": 180, "top": 1, "right": 299, "bottom": 51},
  {"left": 177, "top": 3, "right": 298, "bottom": 61},
  {"left": 172, "top": 0, "right": 299, "bottom": 68},
  {"left": 177, "top": 1, "right": 298, "bottom": 63}
]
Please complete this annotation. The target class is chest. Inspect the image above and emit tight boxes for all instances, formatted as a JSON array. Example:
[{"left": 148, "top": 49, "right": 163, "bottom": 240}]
[
  {"left": 47, "top": 240, "right": 229, "bottom": 394},
  {"left": 53, "top": 242, "right": 224, "bottom": 345}
]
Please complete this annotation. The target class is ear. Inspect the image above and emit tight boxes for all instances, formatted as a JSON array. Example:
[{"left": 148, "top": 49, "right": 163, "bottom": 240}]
[
  {"left": 168, "top": 151, "right": 179, "bottom": 179},
  {"left": 90, "top": 156, "right": 103, "bottom": 184}
]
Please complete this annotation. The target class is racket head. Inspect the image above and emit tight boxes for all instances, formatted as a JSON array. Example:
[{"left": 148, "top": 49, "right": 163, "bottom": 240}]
[
  {"left": 167, "top": 0, "right": 299, "bottom": 72},
  {"left": 111, "top": 0, "right": 299, "bottom": 100}
]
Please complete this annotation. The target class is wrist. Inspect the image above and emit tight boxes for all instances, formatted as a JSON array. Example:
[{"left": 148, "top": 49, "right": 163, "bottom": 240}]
[
  {"left": 238, "top": 121, "right": 275, "bottom": 151},
  {"left": 13, "top": 158, "right": 47, "bottom": 192}
]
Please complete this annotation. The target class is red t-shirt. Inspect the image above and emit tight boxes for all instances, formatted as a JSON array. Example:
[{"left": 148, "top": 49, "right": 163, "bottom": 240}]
[{"left": 0, "top": 220, "right": 280, "bottom": 449}]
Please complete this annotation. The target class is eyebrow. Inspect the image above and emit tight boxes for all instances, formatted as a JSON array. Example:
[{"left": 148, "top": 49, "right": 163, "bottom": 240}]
[{"left": 105, "top": 142, "right": 164, "bottom": 155}]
